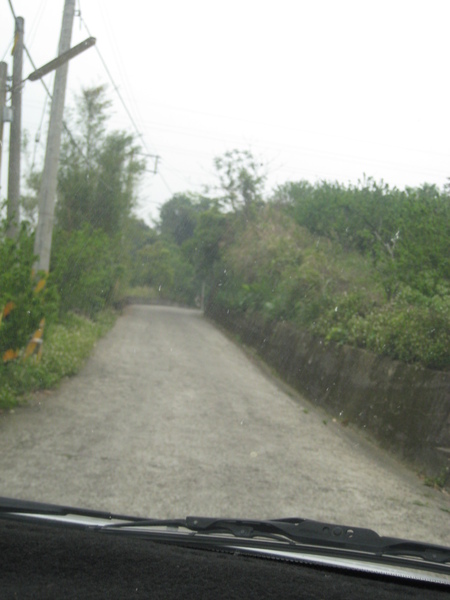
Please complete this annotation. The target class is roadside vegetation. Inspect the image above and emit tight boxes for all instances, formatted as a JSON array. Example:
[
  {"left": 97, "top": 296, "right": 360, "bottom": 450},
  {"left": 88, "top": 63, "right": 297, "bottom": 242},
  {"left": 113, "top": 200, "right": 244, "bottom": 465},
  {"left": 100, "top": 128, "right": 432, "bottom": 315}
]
[
  {"left": 0, "top": 311, "right": 116, "bottom": 408},
  {"left": 1, "top": 87, "right": 449, "bottom": 410},
  {"left": 0, "top": 85, "right": 138, "bottom": 408},
  {"left": 145, "top": 153, "right": 449, "bottom": 371},
  {"left": 151, "top": 159, "right": 449, "bottom": 371},
  {"left": 209, "top": 178, "right": 449, "bottom": 370}
]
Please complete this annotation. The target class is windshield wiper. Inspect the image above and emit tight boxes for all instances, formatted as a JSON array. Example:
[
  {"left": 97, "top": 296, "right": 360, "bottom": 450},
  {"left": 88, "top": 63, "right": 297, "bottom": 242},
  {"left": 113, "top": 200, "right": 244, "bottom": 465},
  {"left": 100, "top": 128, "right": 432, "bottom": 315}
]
[
  {"left": 99, "top": 515, "right": 450, "bottom": 565},
  {"left": 1, "top": 497, "right": 449, "bottom": 578}
]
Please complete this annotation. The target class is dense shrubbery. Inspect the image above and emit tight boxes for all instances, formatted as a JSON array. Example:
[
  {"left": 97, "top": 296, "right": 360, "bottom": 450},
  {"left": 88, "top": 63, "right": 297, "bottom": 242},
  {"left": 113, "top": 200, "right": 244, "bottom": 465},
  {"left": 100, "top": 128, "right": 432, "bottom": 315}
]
[
  {"left": 274, "top": 178, "right": 450, "bottom": 300},
  {"left": 197, "top": 175, "right": 449, "bottom": 370},
  {"left": 325, "top": 286, "right": 450, "bottom": 370},
  {"left": 140, "top": 155, "right": 449, "bottom": 370},
  {"left": 0, "top": 86, "right": 145, "bottom": 406},
  {"left": 129, "top": 239, "right": 197, "bottom": 305},
  {"left": 0, "top": 216, "right": 123, "bottom": 407},
  {"left": 50, "top": 226, "right": 123, "bottom": 318},
  {"left": 0, "top": 221, "right": 59, "bottom": 358}
]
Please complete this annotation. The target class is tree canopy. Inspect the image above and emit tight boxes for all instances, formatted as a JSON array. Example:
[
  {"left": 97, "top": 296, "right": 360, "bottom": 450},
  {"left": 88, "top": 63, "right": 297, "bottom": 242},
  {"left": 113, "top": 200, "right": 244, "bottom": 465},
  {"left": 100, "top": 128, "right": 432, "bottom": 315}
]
[
  {"left": 213, "top": 149, "right": 266, "bottom": 219},
  {"left": 56, "top": 85, "right": 145, "bottom": 235}
]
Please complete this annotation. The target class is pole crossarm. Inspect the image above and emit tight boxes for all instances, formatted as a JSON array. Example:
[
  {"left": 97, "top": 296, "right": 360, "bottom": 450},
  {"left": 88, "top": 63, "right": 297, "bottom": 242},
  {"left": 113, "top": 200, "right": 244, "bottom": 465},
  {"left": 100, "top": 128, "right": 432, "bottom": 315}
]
[{"left": 27, "top": 37, "right": 96, "bottom": 82}]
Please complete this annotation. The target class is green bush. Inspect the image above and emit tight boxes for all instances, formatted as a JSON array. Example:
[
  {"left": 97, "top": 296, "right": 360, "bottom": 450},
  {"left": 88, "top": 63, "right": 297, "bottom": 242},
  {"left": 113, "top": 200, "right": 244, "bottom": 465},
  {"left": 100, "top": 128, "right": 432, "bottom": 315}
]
[
  {"left": 351, "top": 292, "right": 449, "bottom": 370},
  {"left": 206, "top": 197, "right": 449, "bottom": 370},
  {"left": 321, "top": 286, "right": 450, "bottom": 370},
  {"left": 50, "top": 226, "right": 123, "bottom": 319},
  {"left": 0, "top": 222, "right": 59, "bottom": 357},
  {"left": 130, "top": 239, "right": 198, "bottom": 305}
]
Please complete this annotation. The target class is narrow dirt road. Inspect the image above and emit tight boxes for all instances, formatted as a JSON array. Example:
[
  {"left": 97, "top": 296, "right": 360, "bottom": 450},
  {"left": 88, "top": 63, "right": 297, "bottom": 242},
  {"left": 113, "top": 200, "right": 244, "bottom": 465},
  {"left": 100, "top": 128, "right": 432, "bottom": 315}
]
[{"left": 0, "top": 305, "right": 448, "bottom": 544}]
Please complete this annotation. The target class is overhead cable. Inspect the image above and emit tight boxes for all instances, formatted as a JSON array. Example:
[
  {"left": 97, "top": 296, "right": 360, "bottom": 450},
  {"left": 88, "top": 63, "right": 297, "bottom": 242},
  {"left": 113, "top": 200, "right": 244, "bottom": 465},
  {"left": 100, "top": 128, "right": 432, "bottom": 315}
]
[{"left": 77, "top": 11, "right": 173, "bottom": 196}]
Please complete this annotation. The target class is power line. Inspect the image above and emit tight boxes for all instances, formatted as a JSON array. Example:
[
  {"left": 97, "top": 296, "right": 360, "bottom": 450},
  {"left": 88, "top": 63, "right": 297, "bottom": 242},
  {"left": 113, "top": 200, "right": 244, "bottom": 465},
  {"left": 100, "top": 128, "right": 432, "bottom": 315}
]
[
  {"left": 76, "top": 10, "right": 174, "bottom": 198},
  {"left": 1, "top": 37, "right": 14, "bottom": 62},
  {"left": 31, "top": 93, "right": 48, "bottom": 171},
  {"left": 77, "top": 15, "right": 152, "bottom": 152},
  {"left": 5, "top": 0, "right": 124, "bottom": 207},
  {"left": 95, "top": 1, "right": 147, "bottom": 143},
  {"left": 6, "top": 0, "right": 172, "bottom": 203},
  {"left": 6, "top": 0, "right": 17, "bottom": 20},
  {"left": 157, "top": 169, "right": 173, "bottom": 196},
  {"left": 27, "top": 0, "right": 49, "bottom": 50}
]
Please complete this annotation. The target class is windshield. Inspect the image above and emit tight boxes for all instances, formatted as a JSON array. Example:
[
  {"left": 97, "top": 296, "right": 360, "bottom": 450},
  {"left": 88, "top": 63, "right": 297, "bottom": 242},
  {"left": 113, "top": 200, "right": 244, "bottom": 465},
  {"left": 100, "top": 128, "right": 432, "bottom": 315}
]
[{"left": 0, "top": 0, "right": 449, "bottom": 551}]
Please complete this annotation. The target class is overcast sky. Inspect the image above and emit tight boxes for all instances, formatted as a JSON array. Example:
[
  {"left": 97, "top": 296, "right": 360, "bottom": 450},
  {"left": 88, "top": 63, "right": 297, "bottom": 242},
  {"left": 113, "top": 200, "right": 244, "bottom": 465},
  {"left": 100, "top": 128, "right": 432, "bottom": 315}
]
[{"left": 1, "top": 0, "right": 450, "bottom": 223}]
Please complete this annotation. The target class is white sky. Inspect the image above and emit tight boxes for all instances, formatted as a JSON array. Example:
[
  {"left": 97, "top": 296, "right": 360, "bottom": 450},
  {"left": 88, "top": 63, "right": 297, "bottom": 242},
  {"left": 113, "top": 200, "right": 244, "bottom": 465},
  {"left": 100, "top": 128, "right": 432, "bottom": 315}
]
[{"left": 1, "top": 0, "right": 450, "bottom": 223}]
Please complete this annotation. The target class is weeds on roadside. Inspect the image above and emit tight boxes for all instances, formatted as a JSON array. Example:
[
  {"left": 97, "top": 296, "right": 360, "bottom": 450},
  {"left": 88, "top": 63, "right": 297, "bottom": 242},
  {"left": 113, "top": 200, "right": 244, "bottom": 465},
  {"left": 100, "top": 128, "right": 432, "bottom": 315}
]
[
  {"left": 423, "top": 469, "right": 449, "bottom": 490},
  {"left": 0, "top": 310, "right": 116, "bottom": 409}
]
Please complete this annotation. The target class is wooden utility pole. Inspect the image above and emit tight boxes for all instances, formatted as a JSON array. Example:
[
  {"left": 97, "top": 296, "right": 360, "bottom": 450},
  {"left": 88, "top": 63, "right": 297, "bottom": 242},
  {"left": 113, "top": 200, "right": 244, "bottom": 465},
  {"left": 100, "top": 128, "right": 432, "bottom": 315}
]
[
  {"left": 34, "top": 0, "right": 75, "bottom": 273},
  {"left": 0, "top": 61, "right": 8, "bottom": 195},
  {"left": 6, "top": 16, "right": 24, "bottom": 239}
]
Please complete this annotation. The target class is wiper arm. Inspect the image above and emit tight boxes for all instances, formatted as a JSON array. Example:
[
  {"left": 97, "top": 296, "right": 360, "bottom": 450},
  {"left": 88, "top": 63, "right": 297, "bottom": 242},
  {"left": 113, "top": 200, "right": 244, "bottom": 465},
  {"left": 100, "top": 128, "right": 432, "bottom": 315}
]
[
  {"left": 104, "top": 516, "right": 378, "bottom": 546},
  {"left": 0, "top": 496, "right": 134, "bottom": 526},
  {"left": 101, "top": 515, "right": 450, "bottom": 566},
  {"left": 1, "top": 498, "right": 449, "bottom": 573}
]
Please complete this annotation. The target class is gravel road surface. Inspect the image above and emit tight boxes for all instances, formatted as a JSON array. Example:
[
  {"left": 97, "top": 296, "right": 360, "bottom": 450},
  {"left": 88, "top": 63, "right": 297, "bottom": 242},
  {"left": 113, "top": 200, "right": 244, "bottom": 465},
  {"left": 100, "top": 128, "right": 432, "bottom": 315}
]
[{"left": 0, "top": 305, "right": 448, "bottom": 544}]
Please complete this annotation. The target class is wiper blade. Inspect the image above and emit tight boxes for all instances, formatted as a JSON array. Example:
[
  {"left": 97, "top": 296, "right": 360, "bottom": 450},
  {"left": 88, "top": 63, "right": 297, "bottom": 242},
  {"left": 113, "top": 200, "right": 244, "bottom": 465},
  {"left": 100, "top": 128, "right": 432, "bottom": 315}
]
[
  {"left": 197, "top": 517, "right": 450, "bottom": 565},
  {"left": 1, "top": 498, "right": 449, "bottom": 575},
  {"left": 101, "top": 516, "right": 450, "bottom": 566}
]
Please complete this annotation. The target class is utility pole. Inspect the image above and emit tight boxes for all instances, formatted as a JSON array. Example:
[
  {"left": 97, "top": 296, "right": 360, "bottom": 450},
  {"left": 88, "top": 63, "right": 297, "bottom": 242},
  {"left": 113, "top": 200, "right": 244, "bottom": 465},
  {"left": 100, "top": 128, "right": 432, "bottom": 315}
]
[
  {"left": 6, "top": 16, "right": 24, "bottom": 239},
  {"left": 0, "top": 61, "right": 8, "bottom": 194},
  {"left": 34, "top": 0, "right": 75, "bottom": 273}
]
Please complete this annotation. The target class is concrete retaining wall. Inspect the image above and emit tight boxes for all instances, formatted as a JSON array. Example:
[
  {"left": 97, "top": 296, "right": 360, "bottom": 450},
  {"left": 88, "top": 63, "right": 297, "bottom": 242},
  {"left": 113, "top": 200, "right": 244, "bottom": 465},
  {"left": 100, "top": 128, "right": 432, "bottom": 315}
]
[{"left": 208, "top": 306, "right": 450, "bottom": 483}]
